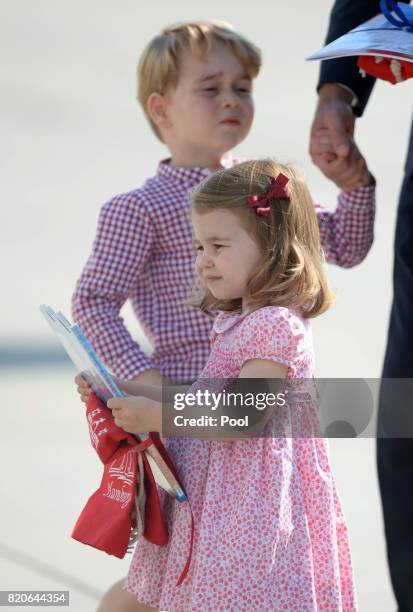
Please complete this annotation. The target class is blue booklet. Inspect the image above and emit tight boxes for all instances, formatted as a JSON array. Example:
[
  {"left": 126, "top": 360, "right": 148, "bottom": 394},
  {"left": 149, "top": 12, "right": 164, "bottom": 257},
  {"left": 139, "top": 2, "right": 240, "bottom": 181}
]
[
  {"left": 39, "top": 305, "right": 186, "bottom": 502},
  {"left": 40, "top": 304, "right": 125, "bottom": 403}
]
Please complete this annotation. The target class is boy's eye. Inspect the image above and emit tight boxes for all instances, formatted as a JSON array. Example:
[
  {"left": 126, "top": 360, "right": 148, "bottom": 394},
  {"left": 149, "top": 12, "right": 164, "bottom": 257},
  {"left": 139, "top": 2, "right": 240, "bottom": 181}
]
[
  {"left": 195, "top": 245, "right": 203, "bottom": 252},
  {"left": 202, "top": 87, "right": 218, "bottom": 92},
  {"left": 213, "top": 244, "right": 224, "bottom": 250}
]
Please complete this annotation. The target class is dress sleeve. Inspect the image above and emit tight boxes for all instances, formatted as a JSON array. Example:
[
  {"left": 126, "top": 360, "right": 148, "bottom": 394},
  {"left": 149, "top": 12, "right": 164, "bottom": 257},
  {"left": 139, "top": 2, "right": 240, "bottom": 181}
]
[
  {"left": 71, "top": 192, "right": 155, "bottom": 378},
  {"left": 237, "top": 308, "right": 305, "bottom": 369}
]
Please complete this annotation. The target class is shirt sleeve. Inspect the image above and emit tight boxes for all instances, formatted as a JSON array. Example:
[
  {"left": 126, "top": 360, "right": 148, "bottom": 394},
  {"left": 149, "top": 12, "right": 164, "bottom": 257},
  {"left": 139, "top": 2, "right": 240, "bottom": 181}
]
[
  {"left": 238, "top": 308, "right": 305, "bottom": 369},
  {"left": 315, "top": 179, "right": 376, "bottom": 268},
  {"left": 318, "top": 0, "right": 379, "bottom": 116},
  {"left": 71, "top": 192, "right": 155, "bottom": 379}
]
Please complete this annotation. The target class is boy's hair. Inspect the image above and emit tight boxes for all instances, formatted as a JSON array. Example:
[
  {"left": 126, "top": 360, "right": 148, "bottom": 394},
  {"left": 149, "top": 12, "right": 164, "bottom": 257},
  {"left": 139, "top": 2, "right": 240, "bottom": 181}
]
[
  {"left": 186, "top": 159, "right": 335, "bottom": 319},
  {"left": 137, "top": 21, "right": 261, "bottom": 142}
]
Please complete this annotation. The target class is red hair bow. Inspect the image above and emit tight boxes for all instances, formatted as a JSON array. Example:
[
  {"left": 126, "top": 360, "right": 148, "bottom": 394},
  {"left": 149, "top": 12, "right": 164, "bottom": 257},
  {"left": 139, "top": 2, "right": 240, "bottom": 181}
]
[{"left": 247, "top": 173, "right": 289, "bottom": 217}]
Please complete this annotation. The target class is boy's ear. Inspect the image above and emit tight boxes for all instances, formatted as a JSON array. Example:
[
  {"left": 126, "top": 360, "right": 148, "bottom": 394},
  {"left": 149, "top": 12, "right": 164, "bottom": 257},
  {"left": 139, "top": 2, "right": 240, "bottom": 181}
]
[{"left": 147, "top": 92, "right": 172, "bottom": 131}]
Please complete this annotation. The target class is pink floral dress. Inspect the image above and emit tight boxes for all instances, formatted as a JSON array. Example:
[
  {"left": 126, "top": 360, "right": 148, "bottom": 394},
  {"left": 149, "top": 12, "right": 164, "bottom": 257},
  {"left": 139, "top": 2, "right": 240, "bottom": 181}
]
[{"left": 125, "top": 306, "right": 357, "bottom": 611}]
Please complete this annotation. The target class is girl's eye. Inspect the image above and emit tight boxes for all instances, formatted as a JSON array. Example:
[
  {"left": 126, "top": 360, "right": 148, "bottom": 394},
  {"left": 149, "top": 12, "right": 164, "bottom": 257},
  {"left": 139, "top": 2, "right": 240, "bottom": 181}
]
[
  {"left": 202, "top": 87, "right": 218, "bottom": 93},
  {"left": 195, "top": 246, "right": 203, "bottom": 252},
  {"left": 236, "top": 87, "right": 251, "bottom": 93},
  {"left": 214, "top": 244, "right": 224, "bottom": 250}
]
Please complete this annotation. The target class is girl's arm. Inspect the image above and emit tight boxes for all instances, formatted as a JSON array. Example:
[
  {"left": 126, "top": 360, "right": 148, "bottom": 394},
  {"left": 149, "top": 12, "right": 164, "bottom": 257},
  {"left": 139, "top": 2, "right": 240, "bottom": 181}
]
[
  {"left": 74, "top": 375, "right": 164, "bottom": 404},
  {"left": 116, "top": 378, "right": 163, "bottom": 402},
  {"left": 202, "top": 358, "right": 288, "bottom": 442},
  {"left": 76, "top": 363, "right": 286, "bottom": 441}
]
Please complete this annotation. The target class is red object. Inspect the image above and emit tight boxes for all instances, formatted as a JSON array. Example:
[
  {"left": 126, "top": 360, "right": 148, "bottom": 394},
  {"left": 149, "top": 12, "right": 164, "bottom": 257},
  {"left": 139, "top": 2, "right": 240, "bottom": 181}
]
[
  {"left": 71, "top": 393, "right": 193, "bottom": 585},
  {"left": 247, "top": 173, "right": 290, "bottom": 216},
  {"left": 357, "top": 54, "right": 413, "bottom": 84}
]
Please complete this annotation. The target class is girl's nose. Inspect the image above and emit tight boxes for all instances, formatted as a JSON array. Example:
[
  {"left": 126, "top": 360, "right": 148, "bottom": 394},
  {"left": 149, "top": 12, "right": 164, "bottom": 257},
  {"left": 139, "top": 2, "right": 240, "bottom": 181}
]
[{"left": 199, "top": 251, "right": 214, "bottom": 267}]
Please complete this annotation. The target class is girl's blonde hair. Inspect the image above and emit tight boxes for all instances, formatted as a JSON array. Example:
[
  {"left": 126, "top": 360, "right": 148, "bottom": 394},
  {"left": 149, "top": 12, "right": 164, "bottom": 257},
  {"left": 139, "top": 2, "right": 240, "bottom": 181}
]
[
  {"left": 186, "top": 159, "right": 335, "bottom": 319},
  {"left": 137, "top": 21, "right": 261, "bottom": 142}
]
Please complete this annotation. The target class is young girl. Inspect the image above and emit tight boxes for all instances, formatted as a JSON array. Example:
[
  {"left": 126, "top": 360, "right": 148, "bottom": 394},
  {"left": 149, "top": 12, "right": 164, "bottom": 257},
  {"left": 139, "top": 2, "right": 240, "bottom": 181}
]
[{"left": 77, "top": 159, "right": 357, "bottom": 611}]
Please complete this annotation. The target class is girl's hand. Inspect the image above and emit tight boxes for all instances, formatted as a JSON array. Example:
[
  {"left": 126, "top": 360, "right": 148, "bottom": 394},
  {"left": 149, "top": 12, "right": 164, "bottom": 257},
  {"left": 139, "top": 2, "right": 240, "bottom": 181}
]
[
  {"left": 75, "top": 374, "right": 92, "bottom": 403},
  {"left": 107, "top": 396, "right": 162, "bottom": 435}
]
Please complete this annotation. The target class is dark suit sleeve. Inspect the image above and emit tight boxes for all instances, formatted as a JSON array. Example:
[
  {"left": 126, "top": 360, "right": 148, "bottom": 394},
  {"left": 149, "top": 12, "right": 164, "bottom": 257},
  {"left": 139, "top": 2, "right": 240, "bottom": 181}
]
[{"left": 318, "top": 0, "right": 409, "bottom": 116}]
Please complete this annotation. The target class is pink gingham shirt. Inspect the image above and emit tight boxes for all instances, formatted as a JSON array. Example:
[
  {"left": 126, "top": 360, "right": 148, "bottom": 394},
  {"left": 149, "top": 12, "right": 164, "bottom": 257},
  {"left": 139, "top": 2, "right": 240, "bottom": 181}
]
[{"left": 72, "top": 157, "right": 375, "bottom": 382}]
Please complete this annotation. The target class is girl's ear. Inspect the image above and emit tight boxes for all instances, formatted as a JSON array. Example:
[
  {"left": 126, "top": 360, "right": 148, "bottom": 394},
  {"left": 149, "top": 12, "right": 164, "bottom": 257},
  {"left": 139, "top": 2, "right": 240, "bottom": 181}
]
[{"left": 147, "top": 92, "right": 173, "bottom": 131}]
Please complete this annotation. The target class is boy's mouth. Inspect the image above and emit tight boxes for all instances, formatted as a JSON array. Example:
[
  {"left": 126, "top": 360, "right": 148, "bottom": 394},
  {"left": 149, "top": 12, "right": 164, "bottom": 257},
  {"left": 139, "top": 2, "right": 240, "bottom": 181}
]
[{"left": 220, "top": 117, "right": 240, "bottom": 126}]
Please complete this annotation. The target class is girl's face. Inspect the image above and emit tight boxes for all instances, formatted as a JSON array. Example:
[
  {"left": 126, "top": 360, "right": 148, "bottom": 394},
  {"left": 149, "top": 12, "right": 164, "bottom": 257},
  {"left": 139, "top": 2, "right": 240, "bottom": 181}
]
[{"left": 192, "top": 208, "right": 263, "bottom": 310}]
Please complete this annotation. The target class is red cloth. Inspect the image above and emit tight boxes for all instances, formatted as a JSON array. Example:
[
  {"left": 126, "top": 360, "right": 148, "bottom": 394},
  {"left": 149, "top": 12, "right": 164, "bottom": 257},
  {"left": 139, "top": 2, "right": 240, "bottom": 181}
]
[
  {"left": 357, "top": 54, "right": 413, "bottom": 84},
  {"left": 71, "top": 393, "right": 193, "bottom": 585}
]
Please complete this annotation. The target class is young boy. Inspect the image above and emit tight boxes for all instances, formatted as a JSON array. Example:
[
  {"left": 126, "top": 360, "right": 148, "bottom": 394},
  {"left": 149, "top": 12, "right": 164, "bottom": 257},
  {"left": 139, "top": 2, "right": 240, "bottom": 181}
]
[{"left": 72, "top": 21, "right": 375, "bottom": 611}]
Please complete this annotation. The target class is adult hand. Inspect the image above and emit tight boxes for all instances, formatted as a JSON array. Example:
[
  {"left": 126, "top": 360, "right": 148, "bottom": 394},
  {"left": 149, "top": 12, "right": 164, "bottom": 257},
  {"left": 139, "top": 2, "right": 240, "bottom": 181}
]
[
  {"left": 309, "top": 84, "right": 368, "bottom": 190},
  {"left": 310, "top": 83, "right": 356, "bottom": 160}
]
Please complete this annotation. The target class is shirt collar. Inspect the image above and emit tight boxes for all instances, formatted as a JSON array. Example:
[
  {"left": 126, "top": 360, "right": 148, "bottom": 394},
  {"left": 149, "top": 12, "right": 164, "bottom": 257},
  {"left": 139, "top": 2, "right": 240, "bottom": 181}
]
[{"left": 156, "top": 155, "right": 237, "bottom": 189}]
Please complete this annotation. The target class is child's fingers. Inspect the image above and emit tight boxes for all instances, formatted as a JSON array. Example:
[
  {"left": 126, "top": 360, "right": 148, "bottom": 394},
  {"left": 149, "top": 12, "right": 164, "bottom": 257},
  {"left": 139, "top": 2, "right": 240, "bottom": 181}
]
[
  {"left": 342, "top": 151, "right": 368, "bottom": 185},
  {"left": 76, "top": 377, "right": 92, "bottom": 391},
  {"left": 328, "top": 147, "right": 360, "bottom": 171},
  {"left": 75, "top": 374, "right": 91, "bottom": 390},
  {"left": 113, "top": 415, "right": 123, "bottom": 428},
  {"left": 107, "top": 397, "right": 123, "bottom": 411},
  {"left": 112, "top": 408, "right": 124, "bottom": 428},
  {"left": 321, "top": 152, "right": 337, "bottom": 163},
  {"left": 322, "top": 156, "right": 364, "bottom": 190},
  {"left": 336, "top": 163, "right": 368, "bottom": 190},
  {"left": 77, "top": 384, "right": 92, "bottom": 397},
  {"left": 313, "top": 148, "right": 368, "bottom": 190}
]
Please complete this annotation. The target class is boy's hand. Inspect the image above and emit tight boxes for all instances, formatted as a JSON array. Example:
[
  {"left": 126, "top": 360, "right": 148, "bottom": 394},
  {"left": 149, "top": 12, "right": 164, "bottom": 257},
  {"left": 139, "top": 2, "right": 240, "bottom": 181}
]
[
  {"left": 75, "top": 374, "right": 92, "bottom": 403},
  {"left": 311, "top": 128, "right": 370, "bottom": 191},
  {"left": 107, "top": 396, "right": 162, "bottom": 435}
]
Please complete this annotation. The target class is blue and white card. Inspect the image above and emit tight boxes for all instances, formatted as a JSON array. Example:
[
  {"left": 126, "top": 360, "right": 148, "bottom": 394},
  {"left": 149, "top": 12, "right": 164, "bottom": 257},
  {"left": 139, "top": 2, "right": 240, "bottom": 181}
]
[
  {"left": 39, "top": 304, "right": 124, "bottom": 403},
  {"left": 39, "top": 304, "right": 187, "bottom": 502}
]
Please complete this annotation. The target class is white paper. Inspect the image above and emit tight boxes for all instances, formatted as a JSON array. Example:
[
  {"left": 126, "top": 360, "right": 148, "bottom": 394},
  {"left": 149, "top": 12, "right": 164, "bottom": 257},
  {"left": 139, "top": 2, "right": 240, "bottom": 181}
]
[
  {"left": 39, "top": 304, "right": 186, "bottom": 502},
  {"left": 307, "top": 6, "right": 413, "bottom": 63}
]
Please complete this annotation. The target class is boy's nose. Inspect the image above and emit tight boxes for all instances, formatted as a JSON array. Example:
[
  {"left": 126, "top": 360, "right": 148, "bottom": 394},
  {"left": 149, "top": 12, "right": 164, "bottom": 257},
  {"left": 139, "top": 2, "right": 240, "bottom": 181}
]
[{"left": 222, "top": 95, "right": 240, "bottom": 109}]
